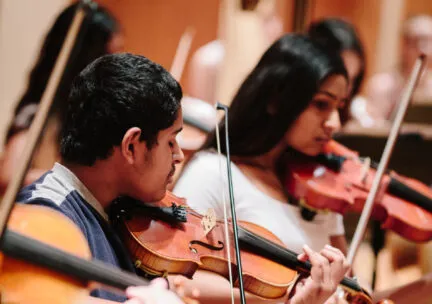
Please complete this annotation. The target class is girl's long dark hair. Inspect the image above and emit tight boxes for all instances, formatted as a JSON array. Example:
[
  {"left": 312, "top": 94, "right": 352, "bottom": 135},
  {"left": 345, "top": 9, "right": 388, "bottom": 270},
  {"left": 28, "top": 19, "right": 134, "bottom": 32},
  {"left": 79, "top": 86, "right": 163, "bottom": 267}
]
[
  {"left": 6, "top": 3, "right": 119, "bottom": 142},
  {"left": 308, "top": 18, "right": 366, "bottom": 124},
  {"left": 203, "top": 34, "right": 347, "bottom": 157}
]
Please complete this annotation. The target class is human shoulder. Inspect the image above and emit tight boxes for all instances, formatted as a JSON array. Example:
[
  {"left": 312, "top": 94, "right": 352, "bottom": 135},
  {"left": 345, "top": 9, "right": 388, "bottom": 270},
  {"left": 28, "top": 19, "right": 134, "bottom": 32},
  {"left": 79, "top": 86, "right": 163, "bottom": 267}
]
[
  {"left": 17, "top": 170, "right": 88, "bottom": 228},
  {"left": 17, "top": 170, "right": 72, "bottom": 206},
  {"left": 185, "top": 150, "right": 227, "bottom": 173},
  {"left": 174, "top": 150, "right": 228, "bottom": 211}
]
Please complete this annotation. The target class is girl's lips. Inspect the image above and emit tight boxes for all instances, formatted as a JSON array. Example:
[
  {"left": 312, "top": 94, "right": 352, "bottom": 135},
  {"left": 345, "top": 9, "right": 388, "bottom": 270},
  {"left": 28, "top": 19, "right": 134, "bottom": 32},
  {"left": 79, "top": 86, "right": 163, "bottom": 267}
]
[{"left": 316, "top": 137, "right": 331, "bottom": 143}]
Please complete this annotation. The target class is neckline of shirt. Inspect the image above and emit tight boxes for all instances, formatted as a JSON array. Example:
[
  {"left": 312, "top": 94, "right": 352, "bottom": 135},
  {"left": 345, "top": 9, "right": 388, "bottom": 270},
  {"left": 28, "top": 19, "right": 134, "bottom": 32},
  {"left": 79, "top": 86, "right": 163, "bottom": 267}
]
[
  {"left": 199, "top": 151, "right": 290, "bottom": 205},
  {"left": 52, "top": 162, "right": 109, "bottom": 221}
]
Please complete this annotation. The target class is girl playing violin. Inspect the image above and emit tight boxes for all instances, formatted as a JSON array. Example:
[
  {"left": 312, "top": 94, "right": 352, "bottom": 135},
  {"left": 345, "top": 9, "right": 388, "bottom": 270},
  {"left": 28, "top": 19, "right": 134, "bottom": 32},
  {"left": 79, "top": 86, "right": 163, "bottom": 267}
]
[{"left": 174, "top": 34, "right": 351, "bottom": 303}]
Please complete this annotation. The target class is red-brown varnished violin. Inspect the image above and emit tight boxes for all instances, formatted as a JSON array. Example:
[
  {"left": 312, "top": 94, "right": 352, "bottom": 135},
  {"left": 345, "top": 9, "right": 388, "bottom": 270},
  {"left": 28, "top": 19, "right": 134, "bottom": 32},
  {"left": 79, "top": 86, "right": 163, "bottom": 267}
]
[
  {"left": 0, "top": 204, "right": 153, "bottom": 304},
  {"left": 112, "top": 191, "right": 389, "bottom": 304},
  {"left": 284, "top": 140, "right": 432, "bottom": 242}
]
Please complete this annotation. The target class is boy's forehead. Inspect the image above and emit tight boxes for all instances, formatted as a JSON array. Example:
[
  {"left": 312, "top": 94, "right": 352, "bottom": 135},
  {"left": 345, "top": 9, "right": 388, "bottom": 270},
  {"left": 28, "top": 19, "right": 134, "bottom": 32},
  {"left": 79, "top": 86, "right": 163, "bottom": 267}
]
[
  {"left": 173, "top": 108, "right": 183, "bottom": 127},
  {"left": 172, "top": 115, "right": 184, "bottom": 133},
  {"left": 159, "top": 111, "right": 183, "bottom": 136}
]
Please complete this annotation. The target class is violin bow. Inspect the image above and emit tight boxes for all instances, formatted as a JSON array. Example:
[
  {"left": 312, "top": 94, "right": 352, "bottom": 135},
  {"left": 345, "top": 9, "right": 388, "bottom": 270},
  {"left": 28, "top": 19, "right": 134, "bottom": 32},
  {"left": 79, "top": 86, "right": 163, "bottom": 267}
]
[
  {"left": 0, "top": 0, "right": 92, "bottom": 237},
  {"left": 170, "top": 27, "right": 196, "bottom": 82},
  {"left": 215, "top": 102, "right": 247, "bottom": 304},
  {"left": 170, "top": 16, "right": 247, "bottom": 304},
  {"left": 347, "top": 54, "right": 427, "bottom": 264}
]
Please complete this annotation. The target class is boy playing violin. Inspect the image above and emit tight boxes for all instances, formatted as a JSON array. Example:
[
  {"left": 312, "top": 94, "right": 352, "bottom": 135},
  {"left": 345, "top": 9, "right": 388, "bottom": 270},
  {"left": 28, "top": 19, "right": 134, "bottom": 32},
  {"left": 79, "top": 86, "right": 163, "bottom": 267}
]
[
  {"left": 17, "top": 53, "right": 185, "bottom": 303},
  {"left": 17, "top": 52, "right": 348, "bottom": 303}
]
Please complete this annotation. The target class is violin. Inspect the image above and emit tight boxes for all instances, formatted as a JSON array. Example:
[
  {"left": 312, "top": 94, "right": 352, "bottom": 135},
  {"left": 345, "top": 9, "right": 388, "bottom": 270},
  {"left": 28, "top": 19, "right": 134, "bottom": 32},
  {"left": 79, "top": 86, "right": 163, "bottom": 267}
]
[
  {"left": 284, "top": 139, "right": 432, "bottom": 242},
  {"left": 112, "top": 191, "right": 385, "bottom": 304},
  {"left": 0, "top": 204, "right": 150, "bottom": 303},
  {"left": 1, "top": 204, "right": 201, "bottom": 304}
]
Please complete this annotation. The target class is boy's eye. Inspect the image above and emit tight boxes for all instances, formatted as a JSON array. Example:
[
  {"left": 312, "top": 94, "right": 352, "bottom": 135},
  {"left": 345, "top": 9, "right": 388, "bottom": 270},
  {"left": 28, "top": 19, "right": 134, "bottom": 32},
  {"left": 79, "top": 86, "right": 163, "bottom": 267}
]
[{"left": 169, "top": 141, "right": 174, "bottom": 148}]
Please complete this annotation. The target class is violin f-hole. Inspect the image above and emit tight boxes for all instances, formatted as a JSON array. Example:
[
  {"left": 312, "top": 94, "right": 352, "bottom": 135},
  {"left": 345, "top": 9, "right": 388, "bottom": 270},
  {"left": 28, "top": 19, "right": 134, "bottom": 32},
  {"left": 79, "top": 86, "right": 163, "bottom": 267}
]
[{"left": 189, "top": 240, "right": 224, "bottom": 254}]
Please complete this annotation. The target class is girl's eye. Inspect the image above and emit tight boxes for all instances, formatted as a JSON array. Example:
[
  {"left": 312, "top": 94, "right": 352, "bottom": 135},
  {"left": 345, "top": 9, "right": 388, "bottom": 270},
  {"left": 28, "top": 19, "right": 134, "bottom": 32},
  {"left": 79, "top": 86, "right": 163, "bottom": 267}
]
[
  {"left": 169, "top": 141, "right": 174, "bottom": 148},
  {"left": 313, "top": 100, "right": 330, "bottom": 111}
]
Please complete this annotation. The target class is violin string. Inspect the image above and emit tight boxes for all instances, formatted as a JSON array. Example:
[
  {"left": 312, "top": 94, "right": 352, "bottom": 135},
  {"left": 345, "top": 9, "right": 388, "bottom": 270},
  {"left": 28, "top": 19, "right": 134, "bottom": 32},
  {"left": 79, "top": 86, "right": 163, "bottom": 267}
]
[
  {"left": 186, "top": 206, "right": 361, "bottom": 292},
  {"left": 239, "top": 226, "right": 360, "bottom": 290},
  {"left": 215, "top": 106, "right": 235, "bottom": 304},
  {"left": 185, "top": 208, "right": 204, "bottom": 218}
]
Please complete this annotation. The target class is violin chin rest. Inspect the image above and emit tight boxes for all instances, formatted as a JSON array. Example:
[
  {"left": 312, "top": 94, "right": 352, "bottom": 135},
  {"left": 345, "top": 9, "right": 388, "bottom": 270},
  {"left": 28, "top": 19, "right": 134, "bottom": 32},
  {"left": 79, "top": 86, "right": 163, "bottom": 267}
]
[{"left": 299, "top": 205, "right": 317, "bottom": 222}]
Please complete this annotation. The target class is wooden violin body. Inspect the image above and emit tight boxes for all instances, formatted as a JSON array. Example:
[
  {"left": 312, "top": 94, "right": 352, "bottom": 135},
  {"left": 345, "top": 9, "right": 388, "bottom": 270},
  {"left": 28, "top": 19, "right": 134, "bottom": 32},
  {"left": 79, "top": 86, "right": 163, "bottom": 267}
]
[
  {"left": 284, "top": 140, "right": 432, "bottom": 242},
  {"left": 114, "top": 192, "right": 376, "bottom": 303},
  {"left": 0, "top": 204, "right": 167, "bottom": 304},
  {"left": 0, "top": 204, "right": 91, "bottom": 304},
  {"left": 115, "top": 192, "right": 297, "bottom": 299}
]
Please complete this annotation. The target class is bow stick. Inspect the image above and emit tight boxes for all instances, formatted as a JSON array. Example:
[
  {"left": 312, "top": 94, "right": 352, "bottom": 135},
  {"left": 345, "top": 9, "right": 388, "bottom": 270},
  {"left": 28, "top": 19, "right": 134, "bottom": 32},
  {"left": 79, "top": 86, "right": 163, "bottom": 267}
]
[
  {"left": 169, "top": 20, "right": 247, "bottom": 304},
  {"left": 215, "top": 102, "right": 247, "bottom": 304},
  {"left": 347, "top": 54, "right": 427, "bottom": 264},
  {"left": 0, "top": 0, "right": 91, "bottom": 237}
]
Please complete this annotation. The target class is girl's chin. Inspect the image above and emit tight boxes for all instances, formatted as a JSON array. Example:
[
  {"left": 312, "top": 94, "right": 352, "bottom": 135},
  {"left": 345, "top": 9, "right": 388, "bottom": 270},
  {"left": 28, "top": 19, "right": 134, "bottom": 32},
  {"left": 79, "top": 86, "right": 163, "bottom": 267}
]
[{"left": 301, "top": 147, "right": 322, "bottom": 157}]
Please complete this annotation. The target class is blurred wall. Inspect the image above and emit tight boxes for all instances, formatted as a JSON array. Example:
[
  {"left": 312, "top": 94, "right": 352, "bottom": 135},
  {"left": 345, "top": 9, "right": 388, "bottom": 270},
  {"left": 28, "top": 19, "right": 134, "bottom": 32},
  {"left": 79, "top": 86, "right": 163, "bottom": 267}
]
[
  {"left": 404, "top": 1, "right": 432, "bottom": 18},
  {"left": 97, "top": 0, "right": 220, "bottom": 93},
  {"left": 374, "top": 0, "right": 405, "bottom": 74}
]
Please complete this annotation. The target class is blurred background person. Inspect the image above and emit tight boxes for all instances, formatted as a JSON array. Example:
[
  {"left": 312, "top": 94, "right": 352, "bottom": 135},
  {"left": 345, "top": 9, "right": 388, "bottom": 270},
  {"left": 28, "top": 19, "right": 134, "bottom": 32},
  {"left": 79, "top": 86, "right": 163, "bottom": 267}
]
[
  {"left": 186, "top": 0, "right": 283, "bottom": 105},
  {"left": 307, "top": 17, "right": 367, "bottom": 126},
  {"left": 0, "top": 2, "right": 123, "bottom": 193},
  {"left": 366, "top": 14, "right": 432, "bottom": 123}
]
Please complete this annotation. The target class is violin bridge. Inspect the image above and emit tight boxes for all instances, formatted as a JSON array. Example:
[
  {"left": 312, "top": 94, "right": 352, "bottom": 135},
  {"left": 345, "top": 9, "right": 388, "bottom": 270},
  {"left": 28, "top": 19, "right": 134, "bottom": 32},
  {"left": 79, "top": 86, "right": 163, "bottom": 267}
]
[
  {"left": 360, "top": 157, "right": 371, "bottom": 184},
  {"left": 201, "top": 208, "right": 216, "bottom": 235}
]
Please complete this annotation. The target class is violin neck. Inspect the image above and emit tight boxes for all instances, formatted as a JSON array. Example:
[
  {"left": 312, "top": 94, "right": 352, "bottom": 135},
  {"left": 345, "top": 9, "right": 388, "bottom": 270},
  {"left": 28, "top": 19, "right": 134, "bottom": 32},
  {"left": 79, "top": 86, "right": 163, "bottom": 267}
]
[
  {"left": 388, "top": 177, "right": 432, "bottom": 213},
  {"left": 321, "top": 153, "right": 432, "bottom": 213},
  {"left": 1, "top": 229, "right": 147, "bottom": 290},
  {"left": 237, "top": 226, "right": 362, "bottom": 293}
]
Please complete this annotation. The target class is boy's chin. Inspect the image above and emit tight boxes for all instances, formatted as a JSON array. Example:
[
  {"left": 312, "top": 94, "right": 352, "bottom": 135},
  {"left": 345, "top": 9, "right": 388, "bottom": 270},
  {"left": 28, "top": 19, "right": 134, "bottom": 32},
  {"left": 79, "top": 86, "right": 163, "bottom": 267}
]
[
  {"left": 134, "top": 189, "right": 167, "bottom": 204},
  {"left": 153, "top": 189, "right": 168, "bottom": 202}
]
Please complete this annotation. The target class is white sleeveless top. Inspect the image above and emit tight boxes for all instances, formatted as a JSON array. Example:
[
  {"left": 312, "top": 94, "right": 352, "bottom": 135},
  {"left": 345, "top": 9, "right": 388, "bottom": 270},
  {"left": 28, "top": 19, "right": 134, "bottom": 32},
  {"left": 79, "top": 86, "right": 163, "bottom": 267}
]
[{"left": 174, "top": 151, "right": 345, "bottom": 253}]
